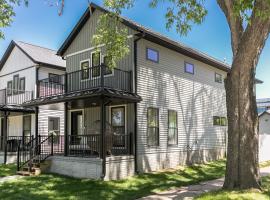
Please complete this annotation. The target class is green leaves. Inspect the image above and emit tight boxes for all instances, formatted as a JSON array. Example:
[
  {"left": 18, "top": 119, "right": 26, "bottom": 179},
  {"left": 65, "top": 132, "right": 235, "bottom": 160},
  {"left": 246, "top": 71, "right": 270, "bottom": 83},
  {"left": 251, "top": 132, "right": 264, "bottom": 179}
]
[
  {"left": 92, "top": 13, "right": 130, "bottom": 69},
  {"left": 0, "top": 0, "right": 28, "bottom": 39},
  {"left": 151, "top": 0, "right": 207, "bottom": 35}
]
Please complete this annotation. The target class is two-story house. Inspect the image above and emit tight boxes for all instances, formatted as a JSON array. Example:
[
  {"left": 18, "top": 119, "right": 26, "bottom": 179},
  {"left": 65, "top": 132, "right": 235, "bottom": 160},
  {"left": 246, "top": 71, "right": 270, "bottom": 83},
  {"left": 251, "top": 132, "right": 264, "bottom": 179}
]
[
  {"left": 16, "top": 3, "right": 228, "bottom": 180},
  {"left": 0, "top": 40, "right": 66, "bottom": 164}
]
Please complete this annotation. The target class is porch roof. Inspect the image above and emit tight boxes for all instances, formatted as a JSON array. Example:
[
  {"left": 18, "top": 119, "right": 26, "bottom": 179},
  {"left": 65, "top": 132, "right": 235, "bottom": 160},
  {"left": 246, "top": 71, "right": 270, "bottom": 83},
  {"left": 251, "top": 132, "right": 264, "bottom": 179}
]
[
  {"left": 0, "top": 104, "right": 35, "bottom": 113},
  {"left": 22, "top": 88, "right": 142, "bottom": 107}
]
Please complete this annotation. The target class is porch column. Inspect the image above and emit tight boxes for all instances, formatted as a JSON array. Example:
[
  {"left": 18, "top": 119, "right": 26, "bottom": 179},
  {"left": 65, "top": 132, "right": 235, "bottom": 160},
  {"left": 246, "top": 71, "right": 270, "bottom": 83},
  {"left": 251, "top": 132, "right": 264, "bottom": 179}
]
[
  {"left": 35, "top": 107, "right": 39, "bottom": 147},
  {"left": 100, "top": 98, "right": 106, "bottom": 179},
  {"left": 3, "top": 111, "right": 8, "bottom": 164},
  {"left": 64, "top": 102, "right": 68, "bottom": 156}
]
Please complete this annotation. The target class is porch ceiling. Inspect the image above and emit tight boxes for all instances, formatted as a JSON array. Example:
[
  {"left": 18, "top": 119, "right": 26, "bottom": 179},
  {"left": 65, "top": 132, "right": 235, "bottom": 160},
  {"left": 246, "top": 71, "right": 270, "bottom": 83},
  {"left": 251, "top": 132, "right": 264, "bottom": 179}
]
[{"left": 22, "top": 88, "right": 142, "bottom": 107}]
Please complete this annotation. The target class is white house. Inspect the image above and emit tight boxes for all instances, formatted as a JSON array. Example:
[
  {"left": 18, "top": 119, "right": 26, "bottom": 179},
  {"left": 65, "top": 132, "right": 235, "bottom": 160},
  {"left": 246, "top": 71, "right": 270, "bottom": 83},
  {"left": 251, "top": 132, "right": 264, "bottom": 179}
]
[{"left": 259, "top": 111, "right": 270, "bottom": 162}]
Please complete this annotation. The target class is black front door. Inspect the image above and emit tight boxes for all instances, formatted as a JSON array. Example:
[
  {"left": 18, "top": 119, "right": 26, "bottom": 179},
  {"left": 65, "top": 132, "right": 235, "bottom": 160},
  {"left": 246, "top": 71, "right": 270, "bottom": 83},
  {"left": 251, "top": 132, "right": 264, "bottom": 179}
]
[{"left": 71, "top": 111, "right": 83, "bottom": 144}]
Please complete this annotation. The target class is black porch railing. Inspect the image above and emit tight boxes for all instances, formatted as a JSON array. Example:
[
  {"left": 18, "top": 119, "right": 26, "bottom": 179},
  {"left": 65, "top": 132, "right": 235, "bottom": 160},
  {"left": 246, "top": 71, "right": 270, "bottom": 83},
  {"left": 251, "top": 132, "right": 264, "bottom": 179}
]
[
  {"left": 0, "top": 89, "right": 33, "bottom": 105},
  {"left": 37, "top": 65, "right": 133, "bottom": 98},
  {"left": 0, "top": 136, "right": 33, "bottom": 152}
]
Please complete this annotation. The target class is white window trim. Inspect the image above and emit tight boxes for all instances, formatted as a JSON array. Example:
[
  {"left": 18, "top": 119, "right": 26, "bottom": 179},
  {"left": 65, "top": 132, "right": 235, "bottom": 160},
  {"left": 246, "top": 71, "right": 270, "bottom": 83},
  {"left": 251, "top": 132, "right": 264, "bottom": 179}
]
[
  {"left": 68, "top": 109, "right": 85, "bottom": 136},
  {"left": 101, "top": 55, "right": 114, "bottom": 77},
  {"left": 109, "top": 104, "right": 127, "bottom": 135},
  {"left": 80, "top": 59, "right": 90, "bottom": 82}
]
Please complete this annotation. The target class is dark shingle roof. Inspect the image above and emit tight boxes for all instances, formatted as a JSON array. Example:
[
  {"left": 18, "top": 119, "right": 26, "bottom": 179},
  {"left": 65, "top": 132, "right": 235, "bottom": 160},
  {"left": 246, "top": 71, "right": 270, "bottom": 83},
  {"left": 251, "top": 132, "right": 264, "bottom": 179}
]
[{"left": 0, "top": 40, "right": 66, "bottom": 71}]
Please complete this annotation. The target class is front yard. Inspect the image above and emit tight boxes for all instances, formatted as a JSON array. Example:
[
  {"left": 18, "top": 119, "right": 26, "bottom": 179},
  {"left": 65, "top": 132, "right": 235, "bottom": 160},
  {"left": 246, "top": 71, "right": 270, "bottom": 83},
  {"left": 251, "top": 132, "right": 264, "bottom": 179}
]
[
  {"left": 0, "top": 164, "right": 16, "bottom": 177},
  {"left": 0, "top": 160, "right": 226, "bottom": 200},
  {"left": 196, "top": 176, "right": 270, "bottom": 200}
]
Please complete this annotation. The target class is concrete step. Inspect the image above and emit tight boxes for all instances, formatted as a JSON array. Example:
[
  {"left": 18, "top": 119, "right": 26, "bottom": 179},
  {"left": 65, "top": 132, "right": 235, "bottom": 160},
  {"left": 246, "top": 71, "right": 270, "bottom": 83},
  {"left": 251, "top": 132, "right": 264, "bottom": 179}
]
[{"left": 17, "top": 171, "right": 34, "bottom": 176}]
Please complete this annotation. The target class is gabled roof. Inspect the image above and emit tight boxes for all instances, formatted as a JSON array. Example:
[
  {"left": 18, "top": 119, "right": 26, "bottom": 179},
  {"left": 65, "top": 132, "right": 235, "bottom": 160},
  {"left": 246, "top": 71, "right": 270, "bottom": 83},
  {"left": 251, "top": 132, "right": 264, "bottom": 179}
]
[
  {"left": 0, "top": 40, "right": 66, "bottom": 71},
  {"left": 57, "top": 2, "right": 230, "bottom": 72}
]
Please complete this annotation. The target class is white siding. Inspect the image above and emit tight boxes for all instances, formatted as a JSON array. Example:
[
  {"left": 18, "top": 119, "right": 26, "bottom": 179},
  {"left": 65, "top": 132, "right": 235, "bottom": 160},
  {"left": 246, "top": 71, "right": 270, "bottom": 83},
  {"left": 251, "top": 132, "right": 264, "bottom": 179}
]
[
  {"left": 6, "top": 114, "right": 35, "bottom": 137},
  {"left": 38, "top": 66, "right": 65, "bottom": 80},
  {"left": 136, "top": 39, "right": 227, "bottom": 172},
  {"left": 259, "top": 113, "right": 270, "bottom": 162}
]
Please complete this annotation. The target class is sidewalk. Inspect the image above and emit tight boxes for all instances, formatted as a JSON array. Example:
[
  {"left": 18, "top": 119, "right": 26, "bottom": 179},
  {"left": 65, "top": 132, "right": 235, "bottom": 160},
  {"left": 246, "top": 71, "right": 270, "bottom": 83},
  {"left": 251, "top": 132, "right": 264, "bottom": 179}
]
[
  {"left": 0, "top": 175, "right": 22, "bottom": 184},
  {"left": 138, "top": 167, "right": 270, "bottom": 200}
]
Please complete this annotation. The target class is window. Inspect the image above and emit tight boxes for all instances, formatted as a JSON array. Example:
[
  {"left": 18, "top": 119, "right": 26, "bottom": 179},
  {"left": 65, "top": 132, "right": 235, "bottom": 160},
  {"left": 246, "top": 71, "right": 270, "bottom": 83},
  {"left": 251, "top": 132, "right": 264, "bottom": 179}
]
[
  {"left": 49, "top": 73, "right": 60, "bottom": 84},
  {"left": 7, "top": 81, "right": 12, "bottom": 96},
  {"left": 19, "top": 77, "right": 25, "bottom": 93},
  {"left": 215, "top": 73, "right": 222, "bottom": 83},
  {"left": 13, "top": 75, "right": 19, "bottom": 94},
  {"left": 185, "top": 62, "right": 194, "bottom": 74},
  {"left": 81, "top": 60, "right": 89, "bottom": 80},
  {"left": 147, "top": 107, "right": 159, "bottom": 146},
  {"left": 168, "top": 110, "right": 178, "bottom": 145},
  {"left": 103, "top": 56, "right": 113, "bottom": 75},
  {"left": 146, "top": 48, "right": 159, "bottom": 63},
  {"left": 48, "top": 117, "right": 60, "bottom": 144},
  {"left": 213, "top": 116, "right": 227, "bottom": 126},
  {"left": 23, "top": 115, "right": 31, "bottom": 137},
  {"left": 111, "top": 106, "right": 125, "bottom": 134},
  {"left": 91, "top": 52, "right": 101, "bottom": 78}
]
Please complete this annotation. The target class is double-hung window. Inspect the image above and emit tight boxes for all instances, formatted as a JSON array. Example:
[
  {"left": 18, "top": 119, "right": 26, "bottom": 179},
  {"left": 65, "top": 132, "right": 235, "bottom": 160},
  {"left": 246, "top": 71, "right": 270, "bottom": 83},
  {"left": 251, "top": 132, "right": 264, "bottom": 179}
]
[
  {"left": 19, "top": 77, "right": 25, "bottom": 93},
  {"left": 7, "top": 81, "right": 12, "bottom": 96},
  {"left": 215, "top": 73, "right": 222, "bottom": 83},
  {"left": 13, "top": 75, "right": 19, "bottom": 94},
  {"left": 91, "top": 52, "right": 101, "bottom": 78},
  {"left": 103, "top": 56, "right": 113, "bottom": 76},
  {"left": 81, "top": 61, "right": 90, "bottom": 80},
  {"left": 168, "top": 110, "right": 178, "bottom": 145},
  {"left": 147, "top": 107, "right": 159, "bottom": 146},
  {"left": 48, "top": 117, "right": 60, "bottom": 144}
]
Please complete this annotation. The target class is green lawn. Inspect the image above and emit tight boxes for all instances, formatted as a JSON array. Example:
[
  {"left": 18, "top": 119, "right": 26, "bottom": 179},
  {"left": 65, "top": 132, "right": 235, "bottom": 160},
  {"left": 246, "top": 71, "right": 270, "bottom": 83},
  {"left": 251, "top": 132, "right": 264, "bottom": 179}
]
[
  {"left": 0, "top": 164, "right": 16, "bottom": 177},
  {"left": 195, "top": 176, "right": 270, "bottom": 200},
  {"left": 0, "top": 160, "right": 226, "bottom": 200}
]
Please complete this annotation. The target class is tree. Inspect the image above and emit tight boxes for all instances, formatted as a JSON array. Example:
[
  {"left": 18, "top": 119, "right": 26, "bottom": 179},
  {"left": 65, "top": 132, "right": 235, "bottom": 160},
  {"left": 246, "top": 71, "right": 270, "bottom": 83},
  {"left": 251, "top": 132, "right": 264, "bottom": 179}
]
[
  {"left": 92, "top": 0, "right": 270, "bottom": 190},
  {"left": 0, "top": 0, "right": 28, "bottom": 39}
]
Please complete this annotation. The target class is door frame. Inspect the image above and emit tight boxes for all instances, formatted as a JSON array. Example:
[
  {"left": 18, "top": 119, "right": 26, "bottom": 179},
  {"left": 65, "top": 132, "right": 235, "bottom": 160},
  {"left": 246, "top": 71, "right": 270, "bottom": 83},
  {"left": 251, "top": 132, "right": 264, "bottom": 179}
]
[{"left": 69, "top": 109, "right": 84, "bottom": 136}]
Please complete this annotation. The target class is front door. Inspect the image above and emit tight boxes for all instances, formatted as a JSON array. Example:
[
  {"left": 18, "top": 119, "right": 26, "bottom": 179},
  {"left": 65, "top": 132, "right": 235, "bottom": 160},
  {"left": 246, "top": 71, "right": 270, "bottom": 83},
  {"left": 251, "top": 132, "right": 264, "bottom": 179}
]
[
  {"left": 71, "top": 111, "right": 83, "bottom": 144},
  {"left": 23, "top": 115, "right": 31, "bottom": 144}
]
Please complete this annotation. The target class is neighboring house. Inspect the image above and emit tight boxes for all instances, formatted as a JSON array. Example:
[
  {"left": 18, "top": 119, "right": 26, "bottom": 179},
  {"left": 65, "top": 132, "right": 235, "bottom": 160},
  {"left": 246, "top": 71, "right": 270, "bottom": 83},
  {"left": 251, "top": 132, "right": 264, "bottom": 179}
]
[
  {"left": 0, "top": 40, "right": 66, "bottom": 164},
  {"left": 257, "top": 98, "right": 270, "bottom": 114},
  {"left": 259, "top": 111, "right": 270, "bottom": 162},
  {"left": 18, "top": 3, "right": 228, "bottom": 180}
]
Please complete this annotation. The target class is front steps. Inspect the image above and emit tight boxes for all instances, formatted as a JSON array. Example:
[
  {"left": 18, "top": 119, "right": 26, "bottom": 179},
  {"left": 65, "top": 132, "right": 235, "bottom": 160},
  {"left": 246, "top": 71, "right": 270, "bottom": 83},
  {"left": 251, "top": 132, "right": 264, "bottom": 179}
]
[{"left": 17, "top": 160, "right": 51, "bottom": 176}]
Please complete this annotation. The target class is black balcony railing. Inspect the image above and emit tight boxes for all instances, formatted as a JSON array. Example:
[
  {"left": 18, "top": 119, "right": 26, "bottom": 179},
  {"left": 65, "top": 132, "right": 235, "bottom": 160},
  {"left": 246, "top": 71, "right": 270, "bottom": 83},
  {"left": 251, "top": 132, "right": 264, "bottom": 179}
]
[
  {"left": 0, "top": 89, "right": 33, "bottom": 105},
  {"left": 37, "top": 65, "right": 132, "bottom": 98}
]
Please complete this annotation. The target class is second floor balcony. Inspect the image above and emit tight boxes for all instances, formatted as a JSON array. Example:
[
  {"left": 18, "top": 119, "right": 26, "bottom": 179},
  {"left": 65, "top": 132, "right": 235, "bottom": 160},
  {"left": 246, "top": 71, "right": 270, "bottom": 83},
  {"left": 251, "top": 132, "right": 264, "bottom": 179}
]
[
  {"left": 0, "top": 89, "right": 34, "bottom": 106},
  {"left": 37, "top": 65, "right": 133, "bottom": 99}
]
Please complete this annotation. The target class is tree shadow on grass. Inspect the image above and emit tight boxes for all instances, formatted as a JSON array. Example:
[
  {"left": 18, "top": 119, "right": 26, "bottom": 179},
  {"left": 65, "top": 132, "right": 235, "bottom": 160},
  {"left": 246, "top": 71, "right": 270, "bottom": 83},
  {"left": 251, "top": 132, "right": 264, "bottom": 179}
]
[{"left": 0, "top": 160, "right": 226, "bottom": 200}]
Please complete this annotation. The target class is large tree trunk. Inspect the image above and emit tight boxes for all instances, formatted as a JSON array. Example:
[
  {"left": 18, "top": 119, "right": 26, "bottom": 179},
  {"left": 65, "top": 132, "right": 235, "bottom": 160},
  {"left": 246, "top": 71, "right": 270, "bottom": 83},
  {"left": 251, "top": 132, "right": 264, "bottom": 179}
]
[{"left": 223, "top": 57, "right": 260, "bottom": 189}]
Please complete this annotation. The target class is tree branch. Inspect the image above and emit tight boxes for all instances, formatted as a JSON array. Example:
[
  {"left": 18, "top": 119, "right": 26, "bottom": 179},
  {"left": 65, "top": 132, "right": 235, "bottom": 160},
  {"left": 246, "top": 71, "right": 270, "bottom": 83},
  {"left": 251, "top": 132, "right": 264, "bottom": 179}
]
[{"left": 217, "top": 0, "right": 244, "bottom": 56}]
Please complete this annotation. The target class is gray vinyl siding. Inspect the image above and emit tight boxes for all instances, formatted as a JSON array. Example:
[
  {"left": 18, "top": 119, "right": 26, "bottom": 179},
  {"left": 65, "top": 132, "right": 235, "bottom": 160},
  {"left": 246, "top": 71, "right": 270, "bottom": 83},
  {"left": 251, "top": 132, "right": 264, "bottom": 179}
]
[
  {"left": 136, "top": 39, "right": 227, "bottom": 158},
  {"left": 64, "top": 9, "right": 136, "bottom": 73}
]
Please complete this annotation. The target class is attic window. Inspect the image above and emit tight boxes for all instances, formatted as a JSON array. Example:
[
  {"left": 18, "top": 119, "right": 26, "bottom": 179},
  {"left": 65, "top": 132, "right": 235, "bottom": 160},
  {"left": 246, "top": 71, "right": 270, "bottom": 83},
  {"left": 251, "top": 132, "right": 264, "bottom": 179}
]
[
  {"left": 185, "top": 62, "right": 194, "bottom": 74},
  {"left": 146, "top": 48, "right": 159, "bottom": 63}
]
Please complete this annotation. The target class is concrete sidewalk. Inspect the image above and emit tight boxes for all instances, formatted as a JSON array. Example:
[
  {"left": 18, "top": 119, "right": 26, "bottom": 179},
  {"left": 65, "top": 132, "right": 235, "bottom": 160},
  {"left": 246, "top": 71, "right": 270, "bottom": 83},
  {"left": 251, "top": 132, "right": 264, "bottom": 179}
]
[
  {"left": 138, "top": 167, "right": 270, "bottom": 200},
  {"left": 0, "top": 175, "right": 23, "bottom": 184}
]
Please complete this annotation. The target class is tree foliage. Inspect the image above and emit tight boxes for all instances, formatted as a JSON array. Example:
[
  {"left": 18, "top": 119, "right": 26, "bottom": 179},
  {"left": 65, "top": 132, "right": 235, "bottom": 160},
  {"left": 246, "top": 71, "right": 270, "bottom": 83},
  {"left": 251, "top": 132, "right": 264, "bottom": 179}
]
[{"left": 0, "top": 0, "right": 28, "bottom": 39}]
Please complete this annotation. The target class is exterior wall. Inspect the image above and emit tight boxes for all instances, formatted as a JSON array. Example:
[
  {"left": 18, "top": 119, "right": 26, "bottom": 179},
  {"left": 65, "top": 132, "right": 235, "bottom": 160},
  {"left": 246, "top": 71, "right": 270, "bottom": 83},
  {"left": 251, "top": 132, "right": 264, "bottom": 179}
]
[
  {"left": 38, "top": 66, "right": 65, "bottom": 80},
  {"left": 38, "top": 108, "right": 65, "bottom": 136},
  {"left": 48, "top": 156, "right": 102, "bottom": 179},
  {"left": 259, "top": 113, "right": 270, "bottom": 162},
  {"left": 136, "top": 39, "right": 227, "bottom": 172},
  {"left": 64, "top": 9, "right": 136, "bottom": 73},
  {"left": 105, "top": 156, "right": 135, "bottom": 180}
]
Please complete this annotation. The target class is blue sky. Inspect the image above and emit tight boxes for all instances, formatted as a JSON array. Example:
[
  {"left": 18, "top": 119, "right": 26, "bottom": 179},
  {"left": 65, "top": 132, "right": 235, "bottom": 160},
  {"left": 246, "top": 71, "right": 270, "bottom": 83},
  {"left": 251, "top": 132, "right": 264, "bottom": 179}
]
[{"left": 0, "top": 0, "right": 269, "bottom": 98}]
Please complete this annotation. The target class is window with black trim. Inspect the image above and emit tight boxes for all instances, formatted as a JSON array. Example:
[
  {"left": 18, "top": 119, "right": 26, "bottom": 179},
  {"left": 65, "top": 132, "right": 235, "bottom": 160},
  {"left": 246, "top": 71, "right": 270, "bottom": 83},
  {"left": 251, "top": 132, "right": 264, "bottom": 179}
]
[
  {"left": 81, "top": 61, "right": 89, "bottom": 80},
  {"left": 92, "top": 52, "right": 101, "bottom": 78},
  {"left": 168, "top": 110, "right": 178, "bottom": 145},
  {"left": 49, "top": 73, "right": 60, "bottom": 84},
  {"left": 13, "top": 75, "right": 19, "bottom": 94},
  {"left": 19, "top": 77, "right": 25, "bottom": 93},
  {"left": 185, "top": 62, "right": 194, "bottom": 74},
  {"left": 48, "top": 117, "right": 60, "bottom": 144},
  {"left": 147, "top": 107, "right": 159, "bottom": 146},
  {"left": 103, "top": 56, "right": 113, "bottom": 75},
  {"left": 146, "top": 48, "right": 159, "bottom": 63},
  {"left": 215, "top": 73, "right": 222, "bottom": 83},
  {"left": 7, "top": 81, "right": 12, "bottom": 96}
]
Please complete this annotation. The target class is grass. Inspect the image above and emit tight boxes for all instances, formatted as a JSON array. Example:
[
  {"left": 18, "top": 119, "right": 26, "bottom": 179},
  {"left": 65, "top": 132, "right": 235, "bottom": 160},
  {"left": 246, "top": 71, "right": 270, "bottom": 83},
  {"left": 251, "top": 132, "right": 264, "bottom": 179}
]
[
  {"left": 0, "top": 164, "right": 16, "bottom": 177},
  {"left": 260, "top": 161, "right": 270, "bottom": 168},
  {"left": 195, "top": 176, "right": 270, "bottom": 200},
  {"left": 0, "top": 159, "right": 226, "bottom": 200}
]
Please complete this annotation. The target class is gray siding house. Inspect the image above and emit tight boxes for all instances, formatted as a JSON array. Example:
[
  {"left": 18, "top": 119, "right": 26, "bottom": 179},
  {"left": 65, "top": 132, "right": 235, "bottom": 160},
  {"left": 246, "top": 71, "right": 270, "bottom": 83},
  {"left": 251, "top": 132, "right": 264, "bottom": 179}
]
[
  {"left": 14, "top": 3, "right": 228, "bottom": 180},
  {"left": 0, "top": 41, "right": 66, "bottom": 164}
]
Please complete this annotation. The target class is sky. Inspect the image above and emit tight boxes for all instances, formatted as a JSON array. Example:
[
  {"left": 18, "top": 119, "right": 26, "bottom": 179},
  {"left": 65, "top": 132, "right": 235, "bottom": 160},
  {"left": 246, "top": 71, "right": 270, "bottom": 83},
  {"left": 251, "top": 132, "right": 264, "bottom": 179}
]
[{"left": 0, "top": 0, "right": 269, "bottom": 99}]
